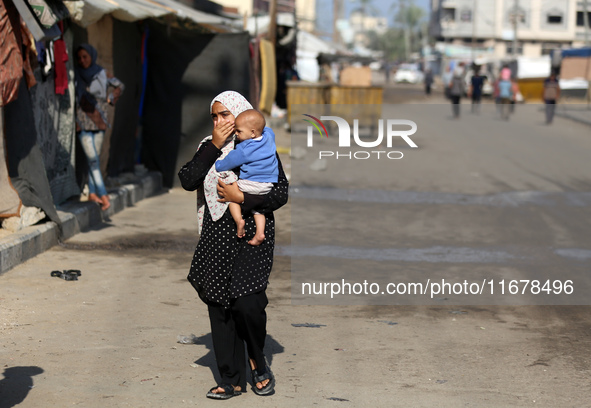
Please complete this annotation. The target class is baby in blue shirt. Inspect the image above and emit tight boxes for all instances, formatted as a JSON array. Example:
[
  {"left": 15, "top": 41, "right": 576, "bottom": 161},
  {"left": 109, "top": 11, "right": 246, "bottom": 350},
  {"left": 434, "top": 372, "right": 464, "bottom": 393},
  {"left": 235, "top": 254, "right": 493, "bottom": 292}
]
[{"left": 215, "top": 109, "right": 278, "bottom": 245}]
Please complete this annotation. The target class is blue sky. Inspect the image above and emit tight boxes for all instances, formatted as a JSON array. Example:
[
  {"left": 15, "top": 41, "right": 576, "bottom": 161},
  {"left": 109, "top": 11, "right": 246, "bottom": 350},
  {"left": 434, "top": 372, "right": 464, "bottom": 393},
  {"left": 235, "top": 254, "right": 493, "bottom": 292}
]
[{"left": 315, "top": 0, "right": 431, "bottom": 35}]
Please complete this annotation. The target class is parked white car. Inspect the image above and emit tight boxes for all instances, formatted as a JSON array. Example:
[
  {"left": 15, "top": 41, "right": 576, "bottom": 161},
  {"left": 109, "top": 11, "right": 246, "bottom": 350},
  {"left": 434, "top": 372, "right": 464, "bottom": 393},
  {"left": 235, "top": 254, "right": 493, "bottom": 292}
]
[{"left": 394, "top": 64, "right": 424, "bottom": 84}]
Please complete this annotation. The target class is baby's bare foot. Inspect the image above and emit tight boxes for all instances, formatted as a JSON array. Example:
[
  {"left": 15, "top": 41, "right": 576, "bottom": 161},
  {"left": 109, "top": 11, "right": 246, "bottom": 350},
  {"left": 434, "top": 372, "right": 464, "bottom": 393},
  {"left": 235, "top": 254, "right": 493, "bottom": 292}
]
[
  {"left": 237, "top": 219, "right": 246, "bottom": 238},
  {"left": 248, "top": 233, "right": 265, "bottom": 246}
]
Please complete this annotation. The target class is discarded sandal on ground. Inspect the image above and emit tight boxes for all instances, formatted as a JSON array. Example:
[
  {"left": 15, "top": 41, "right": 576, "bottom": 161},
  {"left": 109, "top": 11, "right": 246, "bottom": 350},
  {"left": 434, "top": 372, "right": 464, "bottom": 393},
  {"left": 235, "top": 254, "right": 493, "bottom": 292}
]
[
  {"left": 206, "top": 384, "right": 241, "bottom": 400},
  {"left": 50, "top": 270, "right": 81, "bottom": 281},
  {"left": 252, "top": 365, "right": 275, "bottom": 396}
]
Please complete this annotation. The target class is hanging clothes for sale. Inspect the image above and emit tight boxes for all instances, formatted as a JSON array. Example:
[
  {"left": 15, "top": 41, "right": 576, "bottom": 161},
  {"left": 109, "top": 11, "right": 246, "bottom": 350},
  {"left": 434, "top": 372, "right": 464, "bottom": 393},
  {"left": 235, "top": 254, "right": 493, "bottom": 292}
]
[
  {"left": 0, "top": 0, "right": 36, "bottom": 106},
  {"left": 53, "top": 21, "right": 68, "bottom": 95}
]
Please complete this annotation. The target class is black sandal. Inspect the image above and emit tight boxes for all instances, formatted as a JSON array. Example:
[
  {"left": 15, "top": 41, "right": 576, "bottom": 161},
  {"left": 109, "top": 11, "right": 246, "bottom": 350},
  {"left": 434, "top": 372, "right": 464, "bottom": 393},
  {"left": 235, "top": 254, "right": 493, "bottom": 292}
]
[
  {"left": 206, "top": 384, "right": 241, "bottom": 400},
  {"left": 252, "top": 365, "right": 275, "bottom": 396},
  {"left": 50, "top": 270, "right": 81, "bottom": 281}
]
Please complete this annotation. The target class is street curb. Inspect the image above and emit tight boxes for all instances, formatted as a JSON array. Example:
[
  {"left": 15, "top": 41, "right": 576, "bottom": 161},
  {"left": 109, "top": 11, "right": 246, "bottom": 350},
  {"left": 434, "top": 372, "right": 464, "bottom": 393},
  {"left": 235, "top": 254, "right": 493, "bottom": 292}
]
[{"left": 0, "top": 172, "right": 164, "bottom": 275}]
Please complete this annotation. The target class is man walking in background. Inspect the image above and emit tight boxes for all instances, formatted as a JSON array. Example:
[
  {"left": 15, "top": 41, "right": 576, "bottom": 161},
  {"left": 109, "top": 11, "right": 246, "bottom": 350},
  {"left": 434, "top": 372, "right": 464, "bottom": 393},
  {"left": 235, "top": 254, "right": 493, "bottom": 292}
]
[{"left": 543, "top": 72, "right": 560, "bottom": 124}]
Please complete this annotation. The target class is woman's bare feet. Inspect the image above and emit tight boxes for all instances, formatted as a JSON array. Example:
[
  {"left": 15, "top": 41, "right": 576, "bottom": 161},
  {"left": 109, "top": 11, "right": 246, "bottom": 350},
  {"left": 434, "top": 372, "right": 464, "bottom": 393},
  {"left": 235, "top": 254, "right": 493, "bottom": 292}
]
[
  {"left": 88, "top": 193, "right": 103, "bottom": 205},
  {"left": 249, "top": 358, "right": 270, "bottom": 390},
  {"left": 100, "top": 194, "right": 110, "bottom": 210},
  {"left": 206, "top": 384, "right": 242, "bottom": 399},
  {"left": 248, "top": 232, "right": 265, "bottom": 246},
  {"left": 210, "top": 385, "right": 241, "bottom": 394},
  {"left": 236, "top": 219, "right": 245, "bottom": 238}
]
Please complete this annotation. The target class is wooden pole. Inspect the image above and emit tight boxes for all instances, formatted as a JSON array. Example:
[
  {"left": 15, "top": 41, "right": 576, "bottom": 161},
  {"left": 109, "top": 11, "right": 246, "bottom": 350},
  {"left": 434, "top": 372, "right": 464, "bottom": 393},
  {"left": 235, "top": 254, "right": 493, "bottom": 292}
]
[{"left": 333, "top": 0, "right": 341, "bottom": 45}]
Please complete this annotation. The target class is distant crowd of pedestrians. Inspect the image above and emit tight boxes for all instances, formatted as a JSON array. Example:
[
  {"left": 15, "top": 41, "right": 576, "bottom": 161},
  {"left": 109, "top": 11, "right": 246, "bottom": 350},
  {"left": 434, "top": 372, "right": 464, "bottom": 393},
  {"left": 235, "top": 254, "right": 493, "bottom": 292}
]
[{"left": 422, "top": 63, "right": 561, "bottom": 124}]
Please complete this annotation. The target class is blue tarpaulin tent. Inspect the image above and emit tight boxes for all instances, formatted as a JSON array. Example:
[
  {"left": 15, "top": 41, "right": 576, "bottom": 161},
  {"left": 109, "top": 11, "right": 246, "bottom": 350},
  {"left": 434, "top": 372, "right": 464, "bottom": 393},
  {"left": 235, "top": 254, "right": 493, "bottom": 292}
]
[
  {"left": 559, "top": 47, "right": 591, "bottom": 94},
  {"left": 562, "top": 48, "right": 591, "bottom": 58}
]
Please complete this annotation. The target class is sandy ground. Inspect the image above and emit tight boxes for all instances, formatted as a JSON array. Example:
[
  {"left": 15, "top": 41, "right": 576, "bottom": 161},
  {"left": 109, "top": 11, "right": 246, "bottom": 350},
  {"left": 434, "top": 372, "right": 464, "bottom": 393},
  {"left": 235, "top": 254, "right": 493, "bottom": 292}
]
[
  {"left": 1, "top": 83, "right": 591, "bottom": 407},
  {"left": 2, "top": 192, "right": 590, "bottom": 407}
]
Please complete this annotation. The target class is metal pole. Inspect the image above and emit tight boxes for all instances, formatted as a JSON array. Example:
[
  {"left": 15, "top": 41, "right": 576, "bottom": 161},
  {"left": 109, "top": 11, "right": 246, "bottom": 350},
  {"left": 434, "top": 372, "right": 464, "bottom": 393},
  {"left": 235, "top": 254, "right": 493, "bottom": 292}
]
[
  {"left": 471, "top": 0, "right": 477, "bottom": 62},
  {"left": 269, "top": 0, "right": 277, "bottom": 46},
  {"left": 584, "top": 0, "right": 590, "bottom": 46},
  {"left": 512, "top": 0, "right": 519, "bottom": 57},
  {"left": 584, "top": 0, "right": 590, "bottom": 105}
]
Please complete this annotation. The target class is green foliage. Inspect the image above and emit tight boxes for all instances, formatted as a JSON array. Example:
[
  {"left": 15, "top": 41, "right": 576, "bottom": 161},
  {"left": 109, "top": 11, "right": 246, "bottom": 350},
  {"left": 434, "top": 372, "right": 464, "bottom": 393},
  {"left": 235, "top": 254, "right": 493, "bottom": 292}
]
[
  {"left": 366, "top": 28, "right": 407, "bottom": 60},
  {"left": 366, "top": 1, "right": 426, "bottom": 60},
  {"left": 393, "top": 3, "right": 425, "bottom": 28}
]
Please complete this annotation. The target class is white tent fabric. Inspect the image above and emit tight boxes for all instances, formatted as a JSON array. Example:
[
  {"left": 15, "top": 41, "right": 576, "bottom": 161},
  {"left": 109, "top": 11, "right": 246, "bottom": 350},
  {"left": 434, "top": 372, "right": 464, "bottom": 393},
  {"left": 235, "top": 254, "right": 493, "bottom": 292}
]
[
  {"left": 297, "top": 30, "right": 336, "bottom": 55},
  {"left": 516, "top": 56, "right": 551, "bottom": 79},
  {"left": 296, "top": 30, "right": 337, "bottom": 82},
  {"left": 65, "top": 0, "right": 233, "bottom": 28},
  {"left": 245, "top": 13, "right": 343, "bottom": 82},
  {"left": 245, "top": 12, "right": 295, "bottom": 35}
]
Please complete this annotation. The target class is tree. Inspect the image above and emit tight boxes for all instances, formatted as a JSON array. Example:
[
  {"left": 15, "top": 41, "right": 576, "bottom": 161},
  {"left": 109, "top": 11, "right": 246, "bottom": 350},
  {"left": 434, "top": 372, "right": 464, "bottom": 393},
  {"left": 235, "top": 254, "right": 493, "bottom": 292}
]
[
  {"left": 366, "top": 27, "right": 407, "bottom": 61},
  {"left": 391, "top": 0, "right": 425, "bottom": 60}
]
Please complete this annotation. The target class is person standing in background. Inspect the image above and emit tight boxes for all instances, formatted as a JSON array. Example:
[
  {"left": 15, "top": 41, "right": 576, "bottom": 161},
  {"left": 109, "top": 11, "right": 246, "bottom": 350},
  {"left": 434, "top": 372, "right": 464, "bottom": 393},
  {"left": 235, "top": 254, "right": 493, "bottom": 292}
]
[
  {"left": 74, "top": 44, "right": 123, "bottom": 210},
  {"left": 543, "top": 72, "right": 560, "bottom": 124},
  {"left": 424, "top": 68, "right": 434, "bottom": 95},
  {"left": 510, "top": 77, "right": 521, "bottom": 115},
  {"left": 442, "top": 65, "right": 452, "bottom": 100},
  {"left": 470, "top": 66, "right": 485, "bottom": 114},
  {"left": 494, "top": 66, "right": 511, "bottom": 119},
  {"left": 497, "top": 74, "right": 513, "bottom": 121},
  {"left": 448, "top": 63, "right": 465, "bottom": 118}
]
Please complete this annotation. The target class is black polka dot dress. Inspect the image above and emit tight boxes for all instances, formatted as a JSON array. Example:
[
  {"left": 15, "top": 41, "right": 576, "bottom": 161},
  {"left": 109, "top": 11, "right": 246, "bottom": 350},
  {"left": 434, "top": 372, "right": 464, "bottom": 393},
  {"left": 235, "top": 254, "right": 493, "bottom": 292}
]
[
  {"left": 188, "top": 205, "right": 276, "bottom": 308},
  {"left": 179, "top": 140, "right": 288, "bottom": 309}
]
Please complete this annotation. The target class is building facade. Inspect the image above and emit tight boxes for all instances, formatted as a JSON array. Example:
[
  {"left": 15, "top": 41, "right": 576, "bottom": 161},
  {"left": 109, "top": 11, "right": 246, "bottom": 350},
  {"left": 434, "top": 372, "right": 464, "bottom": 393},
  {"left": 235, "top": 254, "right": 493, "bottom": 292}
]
[
  {"left": 211, "top": 0, "right": 316, "bottom": 32},
  {"left": 430, "top": 0, "right": 591, "bottom": 58}
]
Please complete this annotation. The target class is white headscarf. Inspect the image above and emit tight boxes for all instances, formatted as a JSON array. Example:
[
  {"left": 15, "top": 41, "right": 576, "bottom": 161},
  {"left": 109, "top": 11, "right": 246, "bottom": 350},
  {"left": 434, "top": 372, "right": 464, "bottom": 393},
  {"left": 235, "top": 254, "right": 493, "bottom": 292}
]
[
  {"left": 209, "top": 90, "right": 254, "bottom": 117},
  {"left": 196, "top": 91, "right": 254, "bottom": 233}
]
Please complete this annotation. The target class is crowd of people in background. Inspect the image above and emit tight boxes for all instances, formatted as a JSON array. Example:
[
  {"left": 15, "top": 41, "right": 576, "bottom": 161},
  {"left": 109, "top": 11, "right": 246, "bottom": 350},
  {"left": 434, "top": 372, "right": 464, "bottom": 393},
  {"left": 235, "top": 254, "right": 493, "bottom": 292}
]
[{"left": 414, "top": 60, "right": 561, "bottom": 124}]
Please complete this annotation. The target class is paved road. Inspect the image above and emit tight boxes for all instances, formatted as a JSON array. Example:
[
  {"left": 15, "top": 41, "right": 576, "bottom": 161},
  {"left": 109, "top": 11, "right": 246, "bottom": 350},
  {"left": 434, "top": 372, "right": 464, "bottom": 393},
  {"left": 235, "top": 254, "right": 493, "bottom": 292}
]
[
  {"left": 288, "top": 102, "right": 591, "bottom": 306},
  {"left": 1, "top": 89, "right": 591, "bottom": 407}
]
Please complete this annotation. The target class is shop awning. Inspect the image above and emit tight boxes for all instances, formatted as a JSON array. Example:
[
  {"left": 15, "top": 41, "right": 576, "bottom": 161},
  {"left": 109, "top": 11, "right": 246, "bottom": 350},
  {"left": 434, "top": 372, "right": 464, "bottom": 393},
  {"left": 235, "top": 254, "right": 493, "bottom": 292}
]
[{"left": 65, "top": 0, "right": 236, "bottom": 30}]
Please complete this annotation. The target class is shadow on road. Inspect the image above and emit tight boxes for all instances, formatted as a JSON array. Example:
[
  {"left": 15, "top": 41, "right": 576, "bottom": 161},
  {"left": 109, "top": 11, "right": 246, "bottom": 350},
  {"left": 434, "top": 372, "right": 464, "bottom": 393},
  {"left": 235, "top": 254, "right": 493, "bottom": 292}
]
[
  {"left": 0, "top": 366, "right": 44, "bottom": 408},
  {"left": 192, "top": 332, "right": 284, "bottom": 387}
]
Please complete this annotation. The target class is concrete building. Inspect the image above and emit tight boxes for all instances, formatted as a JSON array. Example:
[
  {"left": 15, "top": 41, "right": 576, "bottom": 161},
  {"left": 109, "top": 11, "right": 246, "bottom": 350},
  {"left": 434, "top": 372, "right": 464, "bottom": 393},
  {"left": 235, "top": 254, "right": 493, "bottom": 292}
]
[
  {"left": 295, "top": 0, "right": 317, "bottom": 32},
  {"left": 211, "top": 0, "right": 316, "bottom": 32},
  {"left": 430, "top": 0, "right": 591, "bottom": 58},
  {"left": 350, "top": 9, "right": 388, "bottom": 34},
  {"left": 336, "top": 9, "right": 388, "bottom": 50}
]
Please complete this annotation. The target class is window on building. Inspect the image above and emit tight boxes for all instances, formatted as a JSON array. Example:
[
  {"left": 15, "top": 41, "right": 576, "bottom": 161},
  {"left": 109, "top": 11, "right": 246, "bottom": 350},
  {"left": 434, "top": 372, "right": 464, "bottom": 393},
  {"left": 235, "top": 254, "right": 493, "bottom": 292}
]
[
  {"left": 547, "top": 14, "right": 563, "bottom": 24},
  {"left": 541, "top": 43, "right": 561, "bottom": 56},
  {"left": 460, "top": 8, "right": 472, "bottom": 22},
  {"left": 506, "top": 42, "right": 523, "bottom": 55},
  {"left": 576, "top": 11, "right": 591, "bottom": 26},
  {"left": 442, "top": 7, "right": 456, "bottom": 22},
  {"left": 507, "top": 7, "right": 526, "bottom": 25}
]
